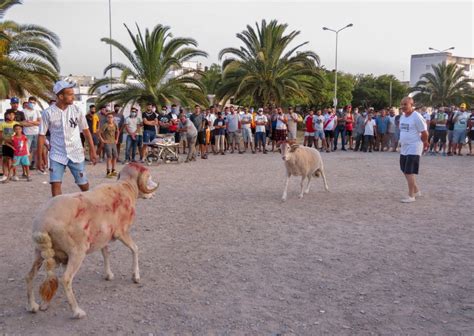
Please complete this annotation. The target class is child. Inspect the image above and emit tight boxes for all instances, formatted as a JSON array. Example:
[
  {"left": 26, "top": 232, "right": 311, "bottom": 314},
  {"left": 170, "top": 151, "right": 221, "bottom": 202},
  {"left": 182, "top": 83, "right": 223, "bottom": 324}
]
[
  {"left": 12, "top": 124, "right": 31, "bottom": 181},
  {"left": 99, "top": 113, "right": 119, "bottom": 178},
  {"left": 0, "top": 110, "right": 18, "bottom": 183}
]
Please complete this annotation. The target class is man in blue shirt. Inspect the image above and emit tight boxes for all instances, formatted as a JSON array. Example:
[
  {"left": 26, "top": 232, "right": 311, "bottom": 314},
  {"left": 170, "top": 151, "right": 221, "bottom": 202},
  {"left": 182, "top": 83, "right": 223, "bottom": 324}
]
[{"left": 375, "top": 109, "right": 390, "bottom": 151}]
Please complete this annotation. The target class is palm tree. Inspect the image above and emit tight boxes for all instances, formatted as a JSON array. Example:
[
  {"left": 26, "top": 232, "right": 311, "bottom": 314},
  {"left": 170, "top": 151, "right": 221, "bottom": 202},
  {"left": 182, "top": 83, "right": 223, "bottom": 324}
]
[
  {"left": 217, "top": 19, "right": 322, "bottom": 107},
  {"left": 0, "top": 0, "right": 60, "bottom": 100},
  {"left": 411, "top": 63, "right": 474, "bottom": 106},
  {"left": 90, "top": 24, "right": 208, "bottom": 108}
]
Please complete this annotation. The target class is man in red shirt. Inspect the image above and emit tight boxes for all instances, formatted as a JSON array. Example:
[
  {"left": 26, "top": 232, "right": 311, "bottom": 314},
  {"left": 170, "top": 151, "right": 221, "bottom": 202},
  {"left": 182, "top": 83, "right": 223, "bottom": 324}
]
[{"left": 303, "top": 109, "right": 315, "bottom": 147}]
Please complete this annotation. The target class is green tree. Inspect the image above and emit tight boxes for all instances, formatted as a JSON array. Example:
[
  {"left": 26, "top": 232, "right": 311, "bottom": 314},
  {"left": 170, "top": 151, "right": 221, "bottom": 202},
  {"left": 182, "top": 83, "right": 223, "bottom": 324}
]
[
  {"left": 217, "top": 19, "right": 322, "bottom": 106},
  {"left": 90, "top": 24, "right": 208, "bottom": 107},
  {"left": 411, "top": 63, "right": 474, "bottom": 106},
  {"left": 0, "top": 0, "right": 60, "bottom": 100},
  {"left": 200, "top": 63, "right": 222, "bottom": 96},
  {"left": 352, "top": 74, "right": 407, "bottom": 109}
]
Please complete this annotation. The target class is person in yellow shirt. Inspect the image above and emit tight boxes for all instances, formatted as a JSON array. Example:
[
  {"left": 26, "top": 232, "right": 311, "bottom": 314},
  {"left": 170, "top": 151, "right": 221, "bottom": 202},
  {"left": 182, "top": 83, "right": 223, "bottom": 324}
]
[
  {"left": 0, "top": 110, "right": 19, "bottom": 182},
  {"left": 85, "top": 105, "right": 100, "bottom": 147}
]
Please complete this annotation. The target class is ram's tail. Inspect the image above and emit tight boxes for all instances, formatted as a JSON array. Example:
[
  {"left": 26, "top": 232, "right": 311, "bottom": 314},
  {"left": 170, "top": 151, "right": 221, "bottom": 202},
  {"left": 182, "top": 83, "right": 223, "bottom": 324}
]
[
  {"left": 314, "top": 169, "right": 321, "bottom": 177},
  {"left": 33, "top": 232, "right": 58, "bottom": 302}
]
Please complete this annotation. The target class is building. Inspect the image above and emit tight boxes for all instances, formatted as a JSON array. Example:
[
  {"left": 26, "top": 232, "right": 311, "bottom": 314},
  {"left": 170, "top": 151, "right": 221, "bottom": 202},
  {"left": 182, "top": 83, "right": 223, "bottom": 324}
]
[{"left": 410, "top": 52, "right": 474, "bottom": 87}]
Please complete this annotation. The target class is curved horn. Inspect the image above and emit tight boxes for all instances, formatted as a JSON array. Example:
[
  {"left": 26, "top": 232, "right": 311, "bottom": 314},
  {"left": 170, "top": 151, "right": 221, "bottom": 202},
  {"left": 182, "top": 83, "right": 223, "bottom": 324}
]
[
  {"left": 290, "top": 144, "right": 300, "bottom": 152},
  {"left": 138, "top": 171, "right": 158, "bottom": 194}
]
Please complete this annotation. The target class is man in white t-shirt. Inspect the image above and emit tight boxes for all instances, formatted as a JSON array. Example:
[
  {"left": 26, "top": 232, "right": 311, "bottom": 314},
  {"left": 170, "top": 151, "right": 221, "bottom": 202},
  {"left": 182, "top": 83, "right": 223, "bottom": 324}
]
[
  {"left": 240, "top": 107, "right": 255, "bottom": 153},
  {"left": 22, "top": 101, "right": 42, "bottom": 168},
  {"left": 285, "top": 107, "right": 299, "bottom": 142},
  {"left": 254, "top": 108, "right": 268, "bottom": 153},
  {"left": 398, "top": 97, "right": 429, "bottom": 203},
  {"left": 363, "top": 113, "right": 377, "bottom": 152}
]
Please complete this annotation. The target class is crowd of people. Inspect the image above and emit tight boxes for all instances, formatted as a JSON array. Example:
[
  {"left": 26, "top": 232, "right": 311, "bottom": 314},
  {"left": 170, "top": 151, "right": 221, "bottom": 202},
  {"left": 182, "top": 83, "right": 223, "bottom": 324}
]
[{"left": 1, "top": 84, "right": 473, "bottom": 185}]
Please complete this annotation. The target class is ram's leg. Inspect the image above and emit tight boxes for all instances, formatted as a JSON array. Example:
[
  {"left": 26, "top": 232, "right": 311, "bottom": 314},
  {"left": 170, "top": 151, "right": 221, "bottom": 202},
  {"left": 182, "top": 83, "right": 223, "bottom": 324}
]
[
  {"left": 118, "top": 233, "right": 140, "bottom": 283},
  {"left": 26, "top": 250, "right": 42, "bottom": 313},
  {"left": 62, "top": 252, "right": 86, "bottom": 319},
  {"left": 101, "top": 246, "right": 114, "bottom": 280},
  {"left": 299, "top": 176, "right": 306, "bottom": 199},
  {"left": 320, "top": 168, "right": 329, "bottom": 191},
  {"left": 282, "top": 173, "right": 291, "bottom": 202},
  {"left": 304, "top": 174, "right": 312, "bottom": 194}
]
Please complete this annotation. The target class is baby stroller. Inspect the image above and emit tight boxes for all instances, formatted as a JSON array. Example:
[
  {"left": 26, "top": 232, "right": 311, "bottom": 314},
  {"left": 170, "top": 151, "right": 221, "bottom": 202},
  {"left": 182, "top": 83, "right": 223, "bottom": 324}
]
[{"left": 144, "top": 134, "right": 180, "bottom": 165}]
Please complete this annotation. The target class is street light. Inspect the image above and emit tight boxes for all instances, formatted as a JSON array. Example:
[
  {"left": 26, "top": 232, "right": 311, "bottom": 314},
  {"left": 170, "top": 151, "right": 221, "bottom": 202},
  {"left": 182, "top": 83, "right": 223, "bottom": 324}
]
[
  {"left": 428, "top": 46, "right": 455, "bottom": 53},
  {"left": 322, "top": 23, "right": 353, "bottom": 108}
]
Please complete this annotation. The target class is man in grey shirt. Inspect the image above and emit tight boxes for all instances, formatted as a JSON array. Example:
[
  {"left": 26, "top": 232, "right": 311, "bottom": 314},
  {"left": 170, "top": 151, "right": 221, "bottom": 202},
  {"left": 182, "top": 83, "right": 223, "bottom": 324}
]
[
  {"left": 226, "top": 106, "right": 242, "bottom": 153},
  {"left": 178, "top": 114, "right": 198, "bottom": 162},
  {"left": 354, "top": 110, "right": 366, "bottom": 151}
]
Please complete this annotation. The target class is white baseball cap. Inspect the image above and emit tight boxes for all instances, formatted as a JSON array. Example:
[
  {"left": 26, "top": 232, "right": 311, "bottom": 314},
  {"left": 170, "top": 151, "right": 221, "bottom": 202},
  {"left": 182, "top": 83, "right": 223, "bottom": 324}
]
[{"left": 53, "top": 80, "right": 75, "bottom": 95}]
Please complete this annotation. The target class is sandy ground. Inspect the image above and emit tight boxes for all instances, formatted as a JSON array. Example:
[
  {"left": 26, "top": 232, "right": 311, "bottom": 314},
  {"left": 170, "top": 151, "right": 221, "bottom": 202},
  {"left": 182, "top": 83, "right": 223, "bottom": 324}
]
[{"left": 0, "top": 149, "right": 473, "bottom": 335}]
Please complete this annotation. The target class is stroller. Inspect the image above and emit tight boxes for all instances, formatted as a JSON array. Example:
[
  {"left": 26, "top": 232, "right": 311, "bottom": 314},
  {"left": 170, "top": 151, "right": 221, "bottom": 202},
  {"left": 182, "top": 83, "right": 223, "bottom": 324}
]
[{"left": 144, "top": 134, "right": 180, "bottom": 165}]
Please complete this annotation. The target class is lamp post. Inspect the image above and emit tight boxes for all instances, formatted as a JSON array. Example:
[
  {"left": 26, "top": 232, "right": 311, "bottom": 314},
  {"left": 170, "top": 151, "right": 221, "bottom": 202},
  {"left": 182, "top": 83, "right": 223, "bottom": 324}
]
[
  {"left": 428, "top": 46, "right": 455, "bottom": 53},
  {"left": 323, "top": 23, "right": 353, "bottom": 108},
  {"left": 108, "top": 0, "right": 113, "bottom": 87}
]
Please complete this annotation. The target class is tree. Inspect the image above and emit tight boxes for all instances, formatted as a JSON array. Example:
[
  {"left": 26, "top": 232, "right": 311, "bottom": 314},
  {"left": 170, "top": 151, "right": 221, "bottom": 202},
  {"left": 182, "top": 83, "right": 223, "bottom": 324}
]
[
  {"left": 90, "top": 24, "right": 208, "bottom": 107},
  {"left": 200, "top": 63, "right": 222, "bottom": 96},
  {"left": 0, "top": 0, "right": 60, "bottom": 100},
  {"left": 411, "top": 63, "right": 474, "bottom": 106},
  {"left": 352, "top": 74, "right": 407, "bottom": 109},
  {"left": 217, "top": 19, "right": 323, "bottom": 107}
]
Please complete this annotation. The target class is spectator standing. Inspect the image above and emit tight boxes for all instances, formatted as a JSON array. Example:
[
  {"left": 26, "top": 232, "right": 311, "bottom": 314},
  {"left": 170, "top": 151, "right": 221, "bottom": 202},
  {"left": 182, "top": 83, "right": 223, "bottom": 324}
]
[
  {"left": 387, "top": 108, "right": 398, "bottom": 152},
  {"left": 37, "top": 80, "right": 97, "bottom": 197},
  {"left": 99, "top": 113, "right": 119, "bottom": 178},
  {"left": 468, "top": 107, "right": 474, "bottom": 155},
  {"left": 22, "top": 100, "right": 41, "bottom": 169},
  {"left": 178, "top": 113, "right": 198, "bottom": 162},
  {"left": 333, "top": 107, "right": 347, "bottom": 151},
  {"left": 452, "top": 103, "right": 469, "bottom": 155},
  {"left": 398, "top": 97, "right": 428, "bottom": 203},
  {"left": 363, "top": 112, "right": 376, "bottom": 152},
  {"left": 240, "top": 107, "right": 255, "bottom": 153},
  {"left": 112, "top": 104, "right": 125, "bottom": 162},
  {"left": 354, "top": 109, "right": 366, "bottom": 152},
  {"left": 254, "top": 108, "right": 268, "bottom": 153},
  {"left": 206, "top": 106, "right": 217, "bottom": 154},
  {"left": 169, "top": 104, "right": 180, "bottom": 144},
  {"left": 314, "top": 109, "right": 326, "bottom": 151},
  {"left": 274, "top": 107, "right": 288, "bottom": 145},
  {"left": 375, "top": 109, "right": 390, "bottom": 151},
  {"left": 124, "top": 107, "right": 142, "bottom": 163},
  {"left": 141, "top": 103, "right": 158, "bottom": 160},
  {"left": 12, "top": 124, "right": 31, "bottom": 181},
  {"left": 345, "top": 106, "right": 354, "bottom": 150},
  {"left": 323, "top": 108, "right": 336, "bottom": 153},
  {"left": 213, "top": 112, "right": 226, "bottom": 155},
  {"left": 226, "top": 106, "right": 242, "bottom": 153},
  {"left": 286, "top": 107, "right": 299, "bottom": 142},
  {"left": 85, "top": 105, "right": 100, "bottom": 149},
  {"left": 0, "top": 110, "right": 18, "bottom": 182},
  {"left": 431, "top": 107, "right": 448, "bottom": 155},
  {"left": 303, "top": 109, "right": 315, "bottom": 147},
  {"left": 446, "top": 108, "right": 455, "bottom": 156}
]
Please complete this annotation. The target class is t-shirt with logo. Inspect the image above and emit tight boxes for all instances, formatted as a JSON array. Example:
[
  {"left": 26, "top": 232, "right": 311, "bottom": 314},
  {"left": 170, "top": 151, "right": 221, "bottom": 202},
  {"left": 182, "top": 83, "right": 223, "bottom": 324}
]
[
  {"left": 213, "top": 118, "right": 226, "bottom": 136},
  {"left": 254, "top": 114, "right": 267, "bottom": 133},
  {"left": 158, "top": 114, "right": 170, "bottom": 134},
  {"left": 324, "top": 114, "right": 336, "bottom": 131},
  {"left": 364, "top": 119, "right": 376, "bottom": 136},
  {"left": 100, "top": 123, "right": 118, "bottom": 143},
  {"left": 23, "top": 108, "right": 41, "bottom": 135},
  {"left": 434, "top": 112, "right": 448, "bottom": 131},
  {"left": 399, "top": 111, "right": 427, "bottom": 156},
  {"left": 336, "top": 110, "right": 346, "bottom": 126},
  {"left": 142, "top": 111, "right": 157, "bottom": 132},
  {"left": 240, "top": 113, "right": 252, "bottom": 129},
  {"left": 453, "top": 111, "right": 469, "bottom": 131},
  {"left": 12, "top": 134, "right": 28, "bottom": 156},
  {"left": 0, "top": 121, "right": 18, "bottom": 144},
  {"left": 314, "top": 115, "right": 325, "bottom": 132}
]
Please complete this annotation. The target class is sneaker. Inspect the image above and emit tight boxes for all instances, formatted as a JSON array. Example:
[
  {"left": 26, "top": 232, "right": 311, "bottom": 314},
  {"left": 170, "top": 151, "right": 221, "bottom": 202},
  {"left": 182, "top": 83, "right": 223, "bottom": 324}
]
[
  {"left": 106, "top": 172, "right": 114, "bottom": 178},
  {"left": 0, "top": 176, "right": 8, "bottom": 183},
  {"left": 11, "top": 176, "right": 20, "bottom": 181},
  {"left": 400, "top": 196, "right": 416, "bottom": 203},
  {"left": 39, "top": 169, "right": 48, "bottom": 175},
  {"left": 110, "top": 171, "right": 118, "bottom": 177},
  {"left": 414, "top": 191, "right": 423, "bottom": 198}
]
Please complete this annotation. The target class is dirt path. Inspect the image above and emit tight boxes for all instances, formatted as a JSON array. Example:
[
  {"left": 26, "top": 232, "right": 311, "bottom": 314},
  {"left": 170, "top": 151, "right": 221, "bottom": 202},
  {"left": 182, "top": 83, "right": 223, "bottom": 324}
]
[{"left": 0, "top": 150, "right": 473, "bottom": 335}]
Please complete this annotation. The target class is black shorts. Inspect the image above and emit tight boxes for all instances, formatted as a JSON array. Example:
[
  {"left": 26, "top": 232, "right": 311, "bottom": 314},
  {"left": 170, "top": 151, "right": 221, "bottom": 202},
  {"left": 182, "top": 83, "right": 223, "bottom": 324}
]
[
  {"left": 433, "top": 130, "right": 447, "bottom": 144},
  {"left": 346, "top": 130, "right": 353, "bottom": 136},
  {"left": 324, "top": 130, "right": 334, "bottom": 138},
  {"left": 210, "top": 129, "right": 216, "bottom": 145},
  {"left": 400, "top": 155, "right": 420, "bottom": 175},
  {"left": 469, "top": 130, "right": 474, "bottom": 141},
  {"left": 2, "top": 144, "right": 14, "bottom": 158},
  {"left": 197, "top": 130, "right": 206, "bottom": 145}
]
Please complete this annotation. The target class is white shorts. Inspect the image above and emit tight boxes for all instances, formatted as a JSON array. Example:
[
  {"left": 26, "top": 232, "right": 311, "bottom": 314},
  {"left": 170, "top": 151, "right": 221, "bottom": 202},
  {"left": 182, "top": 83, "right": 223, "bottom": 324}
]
[{"left": 304, "top": 132, "right": 315, "bottom": 137}]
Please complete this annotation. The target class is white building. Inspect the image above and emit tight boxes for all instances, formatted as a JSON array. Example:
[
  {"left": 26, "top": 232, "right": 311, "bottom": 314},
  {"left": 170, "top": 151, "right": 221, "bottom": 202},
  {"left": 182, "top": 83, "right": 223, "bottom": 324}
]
[{"left": 410, "top": 52, "right": 474, "bottom": 87}]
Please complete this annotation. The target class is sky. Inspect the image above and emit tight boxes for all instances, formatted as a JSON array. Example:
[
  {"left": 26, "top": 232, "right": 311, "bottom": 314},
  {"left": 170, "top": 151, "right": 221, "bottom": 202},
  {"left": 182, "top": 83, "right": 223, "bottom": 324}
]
[{"left": 6, "top": 0, "right": 474, "bottom": 81}]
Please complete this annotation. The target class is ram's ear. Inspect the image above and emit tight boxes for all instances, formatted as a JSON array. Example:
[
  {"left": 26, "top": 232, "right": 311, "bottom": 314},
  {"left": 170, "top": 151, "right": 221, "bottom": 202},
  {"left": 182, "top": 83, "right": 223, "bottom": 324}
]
[{"left": 290, "top": 144, "right": 300, "bottom": 152}]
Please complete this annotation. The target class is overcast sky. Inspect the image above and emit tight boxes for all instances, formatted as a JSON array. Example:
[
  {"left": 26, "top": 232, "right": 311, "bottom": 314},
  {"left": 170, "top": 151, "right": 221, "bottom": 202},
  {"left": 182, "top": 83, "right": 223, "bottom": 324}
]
[{"left": 6, "top": 0, "right": 473, "bottom": 81}]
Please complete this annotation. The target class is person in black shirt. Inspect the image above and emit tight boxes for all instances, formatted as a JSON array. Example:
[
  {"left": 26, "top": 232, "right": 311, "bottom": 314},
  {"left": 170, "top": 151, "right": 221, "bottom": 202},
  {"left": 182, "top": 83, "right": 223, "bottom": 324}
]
[
  {"left": 4, "top": 97, "right": 26, "bottom": 122},
  {"left": 158, "top": 106, "right": 170, "bottom": 134},
  {"left": 141, "top": 103, "right": 158, "bottom": 160}
]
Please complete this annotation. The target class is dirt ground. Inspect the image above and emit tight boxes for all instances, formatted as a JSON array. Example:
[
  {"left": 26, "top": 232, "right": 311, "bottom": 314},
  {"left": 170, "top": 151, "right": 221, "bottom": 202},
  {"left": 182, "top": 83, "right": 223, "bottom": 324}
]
[{"left": 0, "top": 149, "right": 473, "bottom": 335}]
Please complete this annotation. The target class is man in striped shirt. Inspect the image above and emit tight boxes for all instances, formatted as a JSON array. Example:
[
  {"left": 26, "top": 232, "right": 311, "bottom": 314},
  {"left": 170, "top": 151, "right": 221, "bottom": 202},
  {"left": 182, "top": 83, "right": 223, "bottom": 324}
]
[{"left": 37, "top": 80, "right": 97, "bottom": 197}]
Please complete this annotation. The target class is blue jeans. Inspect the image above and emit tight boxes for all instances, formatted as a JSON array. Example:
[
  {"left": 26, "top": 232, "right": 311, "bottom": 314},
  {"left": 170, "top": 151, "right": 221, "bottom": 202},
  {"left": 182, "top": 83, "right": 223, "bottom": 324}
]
[
  {"left": 143, "top": 130, "right": 156, "bottom": 144},
  {"left": 126, "top": 135, "right": 138, "bottom": 161},
  {"left": 255, "top": 132, "right": 266, "bottom": 148},
  {"left": 334, "top": 125, "right": 346, "bottom": 149},
  {"left": 50, "top": 159, "right": 88, "bottom": 185}
]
